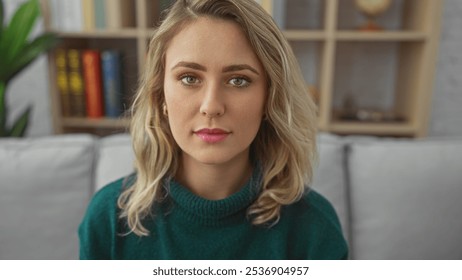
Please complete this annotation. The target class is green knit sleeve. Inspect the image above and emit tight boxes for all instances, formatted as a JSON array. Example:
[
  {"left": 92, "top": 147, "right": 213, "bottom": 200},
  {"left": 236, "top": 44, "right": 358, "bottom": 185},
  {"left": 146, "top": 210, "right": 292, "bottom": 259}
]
[
  {"left": 304, "top": 190, "right": 349, "bottom": 260},
  {"left": 78, "top": 179, "right": 123, "bottom": 260},
  {"left": 285, "top": 190, "right": 349, "bottom": 260}
]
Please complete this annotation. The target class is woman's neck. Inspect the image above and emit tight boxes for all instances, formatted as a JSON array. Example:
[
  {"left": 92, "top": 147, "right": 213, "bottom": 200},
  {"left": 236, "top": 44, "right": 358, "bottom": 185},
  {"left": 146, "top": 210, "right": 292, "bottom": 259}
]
[{"left": 176, "top": 152, "right": 253, "bottom": 200}]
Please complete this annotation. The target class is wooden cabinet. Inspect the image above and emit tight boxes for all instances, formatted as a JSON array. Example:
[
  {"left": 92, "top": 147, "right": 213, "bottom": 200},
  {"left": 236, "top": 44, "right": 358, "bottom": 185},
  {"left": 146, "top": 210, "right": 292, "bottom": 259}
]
[{"left": 44, "top": 0, "right": 443, "bottom": 137}]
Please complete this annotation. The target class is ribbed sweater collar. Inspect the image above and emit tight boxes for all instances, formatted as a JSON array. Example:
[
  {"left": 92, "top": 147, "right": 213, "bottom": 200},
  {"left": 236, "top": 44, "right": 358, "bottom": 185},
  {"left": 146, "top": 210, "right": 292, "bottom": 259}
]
[{"left": 165, "top": 166, "right": 262, "bottom": 226}]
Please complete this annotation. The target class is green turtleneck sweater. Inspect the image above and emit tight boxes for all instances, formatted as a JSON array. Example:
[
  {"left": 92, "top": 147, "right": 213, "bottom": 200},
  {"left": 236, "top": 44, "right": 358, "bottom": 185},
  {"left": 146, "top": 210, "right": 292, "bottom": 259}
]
[{"left": 78, "top": 171, "right": 348, "bottom": 259}]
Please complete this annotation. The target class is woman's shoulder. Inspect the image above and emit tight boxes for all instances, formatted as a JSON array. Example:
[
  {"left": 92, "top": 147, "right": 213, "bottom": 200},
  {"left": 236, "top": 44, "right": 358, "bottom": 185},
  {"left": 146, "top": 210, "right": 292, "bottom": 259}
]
[
  {"left": 79, "top": 175, "right": 134, "bottom": 235},
  {"left": 79, "top": 175, "right": 134, "bottom": 259},
  {"left": 303, "top": 189, "right": 339, "bottom": 220},
  {"left": 280, "top": 188, "right": 348, "bottom": 259},
  {"left": 287, "top": 188, "right": 342, "bottom": 229},
  {"left": 92, "top": 178, "right": 123, "bottom": 203},
  {"left": 87, "top": 174, "right": 135, "bottom": 216}
]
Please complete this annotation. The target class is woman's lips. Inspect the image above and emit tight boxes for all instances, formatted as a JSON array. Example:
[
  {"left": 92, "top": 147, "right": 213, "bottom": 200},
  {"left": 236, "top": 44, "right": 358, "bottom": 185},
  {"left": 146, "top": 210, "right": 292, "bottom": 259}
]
[{"left": 194, "top": 128, "right": 230, "bottom": 143}]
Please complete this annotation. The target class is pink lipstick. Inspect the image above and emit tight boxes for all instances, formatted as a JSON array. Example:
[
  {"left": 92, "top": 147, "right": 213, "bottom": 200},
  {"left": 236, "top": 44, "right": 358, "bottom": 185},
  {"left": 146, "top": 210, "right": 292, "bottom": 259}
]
[{"left": 194, "top": 128, "right": 230, "bottom": 143}]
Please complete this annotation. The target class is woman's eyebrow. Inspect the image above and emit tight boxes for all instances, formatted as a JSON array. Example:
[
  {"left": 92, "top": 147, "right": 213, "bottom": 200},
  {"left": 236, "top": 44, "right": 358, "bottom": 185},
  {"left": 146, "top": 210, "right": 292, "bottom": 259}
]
[
  {"left": 172, "top": 61, "right": 259, "bottom": 75},
  {"left": 222, "top": 64, "right": 259, "bottom": 75},
  {"left": 172, "top": 61, "right": 207, "bottom": 71}
]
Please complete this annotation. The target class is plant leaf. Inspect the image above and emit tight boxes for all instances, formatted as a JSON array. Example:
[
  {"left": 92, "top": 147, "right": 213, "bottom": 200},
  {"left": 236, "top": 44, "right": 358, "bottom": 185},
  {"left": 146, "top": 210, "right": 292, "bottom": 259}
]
[
  {"left": 0, "top": 81, "right": 6, "bottom": 137},
  {"left": 0, "top": 0, "right": 40, "bottom": 66},
  {"left": 8, "top": 105, "right": 31, "bottom": 137},
  {"left": 0, "top": 0, "right": 4, "bottom": 32},
  {"left": 0, "top": 32, "right": 59, "bottom": 83}
]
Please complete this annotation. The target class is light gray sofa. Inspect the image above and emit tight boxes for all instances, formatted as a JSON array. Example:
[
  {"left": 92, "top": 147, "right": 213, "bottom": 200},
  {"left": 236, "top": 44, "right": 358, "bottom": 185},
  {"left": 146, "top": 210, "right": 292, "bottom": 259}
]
[{"left": 1, "top": 133, "right": 461, "bottom": 260}]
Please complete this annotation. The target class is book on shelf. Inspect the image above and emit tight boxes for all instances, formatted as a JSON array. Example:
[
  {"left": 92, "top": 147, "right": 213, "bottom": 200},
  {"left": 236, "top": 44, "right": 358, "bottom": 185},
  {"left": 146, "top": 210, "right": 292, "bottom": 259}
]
[
  {"left": 82, "top": 0, "right": 95, "bottom": 31},
  {"left": 82, "top": 50, "right": 105, "bottom": 118},
  {"left": 48, "top": 0, "right": 135, "bottom": 32},
  {"left": 67, "top": 49, "right": 86, "bottom": 117},
  {"left": 101, "top": 50, "right": 124, "bottom": 118},
  {"left": 105, "top": 0, "right": 136, "bottom": 29},
  {"left": 94, "top": 0, "right": 106, "bottom": 29},
  {"left": 47, "top": 0, "right": 60, "bottom": 30},
  {"left": 54, "top": 48, "right": 127, "bottom": 119},
  {"left": 55, "top": 49, "right": 72, "bottom": 117},
  {"left": 47, "top": 0, "right": 85, "bottom": 32},
  {"left": 61, "top": 0, "right": 84, "bottom": 32},
  {"left": 47, "top": 0, "right": 84, "bottom": 32}
]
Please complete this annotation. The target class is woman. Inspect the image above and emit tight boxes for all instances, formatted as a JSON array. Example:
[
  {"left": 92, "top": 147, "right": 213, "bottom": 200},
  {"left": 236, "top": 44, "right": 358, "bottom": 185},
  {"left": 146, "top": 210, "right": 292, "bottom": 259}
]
[{"left": 79, "top": 0, "right": 348, "bottom": 259}]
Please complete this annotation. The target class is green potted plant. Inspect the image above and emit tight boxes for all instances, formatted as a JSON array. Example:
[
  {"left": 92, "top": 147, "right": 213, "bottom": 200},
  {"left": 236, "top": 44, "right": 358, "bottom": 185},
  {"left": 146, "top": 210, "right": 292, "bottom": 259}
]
[{"left": 0, "top": 0, "right": 58, "bottom": 137}]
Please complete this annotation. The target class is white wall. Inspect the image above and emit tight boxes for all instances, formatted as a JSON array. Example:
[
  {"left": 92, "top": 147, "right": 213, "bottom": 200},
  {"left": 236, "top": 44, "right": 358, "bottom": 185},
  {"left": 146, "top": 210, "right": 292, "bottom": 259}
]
[
  {"left": 4, "top": 0, "right": 462, "bottom": 137},
  {"left": 428, "top": 0, "right": 462, "bottom": 137},
  {"left": 3, "top": 0, "right": 53, "bottom": 137}
]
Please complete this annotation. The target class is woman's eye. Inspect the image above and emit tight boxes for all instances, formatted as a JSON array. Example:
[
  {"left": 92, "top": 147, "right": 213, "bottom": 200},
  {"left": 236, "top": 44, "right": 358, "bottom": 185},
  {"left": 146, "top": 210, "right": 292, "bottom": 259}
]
[
  {"left": 229, "top": 77, "right": 250, "bottom": 88},
  {"left": 180, "top": 75, "right": 199, "bottom": 86}
]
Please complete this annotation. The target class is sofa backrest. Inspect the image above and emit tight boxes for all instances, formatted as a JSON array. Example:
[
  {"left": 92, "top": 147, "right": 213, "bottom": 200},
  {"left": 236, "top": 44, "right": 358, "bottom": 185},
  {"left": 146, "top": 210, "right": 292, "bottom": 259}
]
[
  {"left": 347, "top": 137, "right": 462, "bottom": 259},
  {"left": 0, "top": 135, "right": 96, "bottom": 260},
  {"left": 311, "top": 133, "right": 350, "bottom": 243},
  {"left": 3, "top": 133, "right": 349, "bottom": 259},
  {"left": 95, "top": 134, "right": 134, "bottom": 192},
  {"left": 4, "top": 133, "right": 461, "bottom": 260}
]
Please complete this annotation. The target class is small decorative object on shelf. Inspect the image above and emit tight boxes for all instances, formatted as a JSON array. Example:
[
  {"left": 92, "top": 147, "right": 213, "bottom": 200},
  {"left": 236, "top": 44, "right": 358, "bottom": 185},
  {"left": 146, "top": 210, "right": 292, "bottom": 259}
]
[
  {"left": 339, "top": 92, "right": 358, "bottom": 120},
  {"left": 337, "top": 108, "right": 402, "bottom": 123},
  {"left": 355, "top": 0, "right": 392, "bottom": 31},
  {"left": 354, "top": 108, "right": 401, "bottom": 123},
  {"left": 337, "top": 93, "right": 403, "bottom": 123}
]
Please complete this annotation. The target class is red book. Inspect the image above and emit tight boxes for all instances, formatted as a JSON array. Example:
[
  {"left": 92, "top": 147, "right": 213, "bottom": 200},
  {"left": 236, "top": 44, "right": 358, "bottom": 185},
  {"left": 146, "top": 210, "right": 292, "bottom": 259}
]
[{"left": 82, "top": 50, "right": 104, "bottom": 118}]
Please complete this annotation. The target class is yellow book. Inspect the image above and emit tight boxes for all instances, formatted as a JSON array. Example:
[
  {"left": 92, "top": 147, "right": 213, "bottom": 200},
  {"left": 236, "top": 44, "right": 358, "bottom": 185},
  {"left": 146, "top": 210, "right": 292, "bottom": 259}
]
[
  {"left": 82, "top": 0, "right": 95, "bottom": 30},
  {"left": 67, "top": 49, "right": 86, "bottom": 117},
  {"left": 55, "top": 49, "right": 71, "bottom": 117}
]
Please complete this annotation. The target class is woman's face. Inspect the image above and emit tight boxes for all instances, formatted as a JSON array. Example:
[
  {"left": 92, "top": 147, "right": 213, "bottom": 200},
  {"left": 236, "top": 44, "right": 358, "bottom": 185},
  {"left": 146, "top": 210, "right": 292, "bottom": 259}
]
[{"left": 163, "top": 17, "right": 267, "bottom": 167}]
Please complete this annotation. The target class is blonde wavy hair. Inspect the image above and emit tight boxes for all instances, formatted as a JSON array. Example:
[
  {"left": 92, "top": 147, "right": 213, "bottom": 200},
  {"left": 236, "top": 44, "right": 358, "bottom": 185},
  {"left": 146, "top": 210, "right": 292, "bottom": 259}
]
[{"left": 118, "top": 0, "right": 318, "bottom": 236}]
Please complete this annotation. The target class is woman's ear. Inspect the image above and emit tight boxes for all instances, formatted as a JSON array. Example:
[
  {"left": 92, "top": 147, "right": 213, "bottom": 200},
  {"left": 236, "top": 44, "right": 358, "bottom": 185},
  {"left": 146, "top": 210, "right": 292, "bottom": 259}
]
[{"left": 162, "top": 103, "right": 168, "bottom": 117}]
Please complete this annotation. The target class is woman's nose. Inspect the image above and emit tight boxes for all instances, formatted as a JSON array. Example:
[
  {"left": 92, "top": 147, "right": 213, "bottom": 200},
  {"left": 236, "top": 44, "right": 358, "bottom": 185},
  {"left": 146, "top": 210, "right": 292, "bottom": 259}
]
[{"left": 199, "top": 83, "right": 225, "bottom": 118}]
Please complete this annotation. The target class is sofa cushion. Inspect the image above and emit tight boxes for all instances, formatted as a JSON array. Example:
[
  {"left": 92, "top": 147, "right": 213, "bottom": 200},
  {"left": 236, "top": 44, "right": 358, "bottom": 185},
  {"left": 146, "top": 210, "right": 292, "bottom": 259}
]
[
  {"left": 0, "top": 135, "right": 95, "bottom": 259},
  {"left": 312, "top": 133, "right": 350, "bottom": 242},
  {"left": 348, "top": 138, "right": 462, "bottom": 259},
  {"left": 95, "top": 134, "right": 134, "bottom": 191}
]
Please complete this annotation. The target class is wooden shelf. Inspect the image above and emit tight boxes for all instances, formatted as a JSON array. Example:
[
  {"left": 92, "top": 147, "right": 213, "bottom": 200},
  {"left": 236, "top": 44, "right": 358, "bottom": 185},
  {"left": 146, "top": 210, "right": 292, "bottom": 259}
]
[
  {"left": 283, "top": 30, "right": 326, "bottom": 41},
  {"left": 61, "top": 117, "right": 130, "bottom": 129},
  {"left": 44, "top": 0, "right": 443, "bottom": 138},
  {"left": 335, "top": 31, "right": 427, "bottom": 42},
  {"left": 328, "top": 121, "right": 415, "bottom": 136},
  {"left": 55, "top": 29, "right": 140, "bottom": 39}
]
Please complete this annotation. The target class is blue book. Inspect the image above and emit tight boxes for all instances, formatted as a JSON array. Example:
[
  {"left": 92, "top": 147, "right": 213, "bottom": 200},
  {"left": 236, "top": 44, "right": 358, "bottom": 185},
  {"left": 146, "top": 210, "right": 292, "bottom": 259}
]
[{"left": 101, "top": 50, "right": 123, "bottom": 118}]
